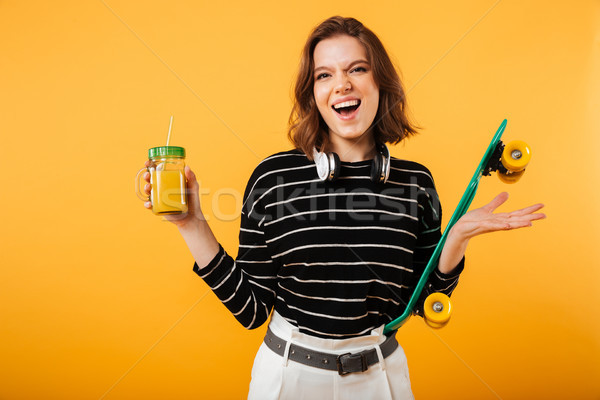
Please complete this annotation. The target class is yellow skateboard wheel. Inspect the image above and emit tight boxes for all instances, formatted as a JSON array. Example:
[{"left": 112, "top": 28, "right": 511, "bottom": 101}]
[
  {"left": 423, "top": 293, "right": 452, "bottom": 328},
  {"left": 498, "top": 169, "right": 525, "bottom": 184},
  {"left": 425, "top": 319, "right": 448, "bottom": 329},
  {"left": 501, "top": 140, "right": 531, "bottom": 172}
]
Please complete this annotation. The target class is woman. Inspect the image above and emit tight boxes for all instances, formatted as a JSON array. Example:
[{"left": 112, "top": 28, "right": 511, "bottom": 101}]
[{"left": 142, "top": 16, "right": 544, "bottom": 399}]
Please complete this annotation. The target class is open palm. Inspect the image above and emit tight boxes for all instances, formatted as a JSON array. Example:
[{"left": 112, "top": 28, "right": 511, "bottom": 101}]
[{"left": 453, "top": 192, "right": 545, "bottom": 239}]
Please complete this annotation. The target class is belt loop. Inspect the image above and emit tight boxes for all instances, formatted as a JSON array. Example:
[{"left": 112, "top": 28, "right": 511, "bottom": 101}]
[
  {"left": 282, "top": 338, "right": 292, "bottom": 367},
  {"left": 374, "top": 344, "right": 386, "bottom": 371},
  {"left": 284, "top": 327, "right": 300, "bottom": 367}
]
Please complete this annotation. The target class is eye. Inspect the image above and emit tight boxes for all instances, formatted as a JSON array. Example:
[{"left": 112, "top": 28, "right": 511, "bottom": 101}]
[
  {"left": 351, "top": 66, "right": 367, "bottom": 73},
  {"left": 315, "top": 72, "right": 330, "bottom": 80}
]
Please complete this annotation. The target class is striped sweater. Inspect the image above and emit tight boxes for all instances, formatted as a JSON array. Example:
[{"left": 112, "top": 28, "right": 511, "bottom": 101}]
[{"left": 193, "top": 150, "right": 464, "bottom": 339}]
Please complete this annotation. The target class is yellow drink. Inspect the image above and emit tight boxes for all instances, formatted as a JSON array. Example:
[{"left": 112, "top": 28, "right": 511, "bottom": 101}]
[{"left": 150, "top": 169, "right": 188, "bottom": 215}]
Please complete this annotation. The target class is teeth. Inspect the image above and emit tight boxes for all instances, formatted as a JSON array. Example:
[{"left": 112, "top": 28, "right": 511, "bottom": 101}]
[{"left": 333, "top": 100, "right": 360, "bottom": 109}]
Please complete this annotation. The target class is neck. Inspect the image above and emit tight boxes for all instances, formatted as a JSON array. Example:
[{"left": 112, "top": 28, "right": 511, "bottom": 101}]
[{"left": 327, "top": 132, "right": 376, "bottom": 162}]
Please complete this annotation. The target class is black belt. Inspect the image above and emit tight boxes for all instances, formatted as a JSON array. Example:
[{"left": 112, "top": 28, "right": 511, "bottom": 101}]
[{"left": 263, "top": 327, "right": 398, "bottom": 376}]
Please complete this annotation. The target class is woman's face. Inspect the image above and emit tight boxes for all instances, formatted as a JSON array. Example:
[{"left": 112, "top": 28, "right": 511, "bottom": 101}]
[{"left": 313, "top": 35, "right": 379, "bottom": 149}]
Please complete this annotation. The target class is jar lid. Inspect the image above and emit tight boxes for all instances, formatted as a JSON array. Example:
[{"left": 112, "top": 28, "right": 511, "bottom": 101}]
[{"left": 148, "top": 146, "right": 185, "bottom": 158}]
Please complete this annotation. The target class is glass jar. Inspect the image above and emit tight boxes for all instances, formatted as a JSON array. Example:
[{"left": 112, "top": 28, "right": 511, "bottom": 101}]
[{"left": 136, "top": 146, "right": 188, "bottom": 215}]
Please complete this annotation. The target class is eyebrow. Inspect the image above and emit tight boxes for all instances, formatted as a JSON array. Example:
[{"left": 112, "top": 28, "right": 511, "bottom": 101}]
[{"left": 314, "top": 59, "right": 370, "bottom": 74}]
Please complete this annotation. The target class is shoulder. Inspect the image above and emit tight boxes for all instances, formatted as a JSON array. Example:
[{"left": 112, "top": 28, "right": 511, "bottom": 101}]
[
  {"left": 389, "top": 157, "right": 436, "bottom": 188},
  {"left": 255, "top": 149, "right": 309, "bottom": 171},
  {"left": 243, "top": 149, "right": 312, "bottom": 197},
  {"left": 250, "top": 149, "right": 310, "bottom": 179}
]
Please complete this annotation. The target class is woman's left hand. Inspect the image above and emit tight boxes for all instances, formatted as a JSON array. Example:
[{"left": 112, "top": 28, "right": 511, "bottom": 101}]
[
  {"left": 451, "top": 192, "right": 546, "bottom": 240},
  {"left": 437, "top": 192, "right": 545, "bottom": 274}
]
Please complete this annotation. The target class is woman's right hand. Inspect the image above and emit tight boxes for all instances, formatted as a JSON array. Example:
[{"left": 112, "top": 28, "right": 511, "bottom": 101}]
[{"left": 142, "top": 160, "right": 204, "bottom": 228}]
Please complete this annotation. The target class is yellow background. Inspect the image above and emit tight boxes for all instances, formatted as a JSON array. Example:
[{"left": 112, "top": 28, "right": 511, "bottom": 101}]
[{"left": 1, "top": 1, "right": 599, "bottom": 399}]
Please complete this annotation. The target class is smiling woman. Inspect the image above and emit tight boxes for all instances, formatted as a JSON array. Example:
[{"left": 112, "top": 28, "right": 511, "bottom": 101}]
[
  {"left": 312, "top": 35, "right": 381, "bottom": 160},
  {"left": 288, "top": 17, "right": 419, "bottom": 163},
  {"left": 139, "top": 15, "right": 545, "bottom": 400}
]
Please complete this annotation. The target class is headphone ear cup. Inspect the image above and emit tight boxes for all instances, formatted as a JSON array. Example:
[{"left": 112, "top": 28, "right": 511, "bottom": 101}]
[
  {"left": 370, "top": 152, "right": 383, "bottom": 183},
  {"left": 329, "top": 152, "right": 341, "bottom": 181},
  {"left": 313, "top": 150, "right": 329, "bottom": 181}
]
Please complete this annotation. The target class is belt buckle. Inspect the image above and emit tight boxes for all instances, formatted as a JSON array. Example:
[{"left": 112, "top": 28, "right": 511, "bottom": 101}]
[{"left": 336, "top": 352, "right": 368, "bottom": 376}]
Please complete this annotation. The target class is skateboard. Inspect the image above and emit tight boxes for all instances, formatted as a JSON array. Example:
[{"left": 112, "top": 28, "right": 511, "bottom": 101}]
[{"left": 383, "top": 119, "right": 531, "bottom": 334}]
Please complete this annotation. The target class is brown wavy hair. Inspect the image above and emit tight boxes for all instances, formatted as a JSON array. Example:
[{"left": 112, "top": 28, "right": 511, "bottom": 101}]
[{"left": 288, "top": 16, "right": 419, "bottom": 160}]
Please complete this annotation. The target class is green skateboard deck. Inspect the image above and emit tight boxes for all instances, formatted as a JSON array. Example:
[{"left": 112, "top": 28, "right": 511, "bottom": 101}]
[{"left": 384, "top": 119, "right": 509, "bottom": 334}]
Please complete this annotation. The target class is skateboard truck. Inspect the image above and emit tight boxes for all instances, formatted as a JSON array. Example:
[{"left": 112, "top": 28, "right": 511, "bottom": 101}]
[{"left": 483, "top": 142, "right": 505, "bottom": 176}]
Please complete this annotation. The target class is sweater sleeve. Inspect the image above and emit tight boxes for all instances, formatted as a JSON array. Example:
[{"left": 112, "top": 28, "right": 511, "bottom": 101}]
[
  {"left": 412, "top": 167, "right": 464, "bottom": 316},
  {"left": 192, "top": 163, "right": 278, "bottom": 330}
]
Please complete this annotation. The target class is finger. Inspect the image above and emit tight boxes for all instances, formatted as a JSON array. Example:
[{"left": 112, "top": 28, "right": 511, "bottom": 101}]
[
  {"left": 144, "top": 160, "right": 150, "bottom": 167},
  {"left": 185, "top": 165, "right": 196, "bottom": 183},
  {"left": 500, "top": 213, "right": 546, "bottom": 230},
  {"left": 505, "top": 214, "right": 546, "bottom": 229},
  {"left": 144, "top": 201, "right": 152, "bottom": 209},
  {"left": 143, "top": 171, "right": 150, "bottom": 183},
  {"left": 508, "top": 203, "right": 545, "bottom": 217},
  {"left": 518, "top": 212, "right": 546, "bottom": 222},
  {"left": 184, "top": 166, "right": 202, "bottom": 212},
  {"left": 144, "top": 183, "right": 151, "bottom": 195},
  {"left": 185, "top": 166, "right": 199, "bottom": 193},
  {"left": 482, "top": 192, "right": 509, "bottom": 213},
  {"left": 482, "top": 212, "right": 537, "bottom": 231},
  {"left": 185, "top": 167, "right": 199, "bottom": 194},
  {"left": 506, "top": 220, "right": 532, "bottom": 229},
  {"left": 531, "top": 212, "right": 546, "bottom": 220},
  {"left": 163, "top": 213, "right": 188, "bottom": 223}
]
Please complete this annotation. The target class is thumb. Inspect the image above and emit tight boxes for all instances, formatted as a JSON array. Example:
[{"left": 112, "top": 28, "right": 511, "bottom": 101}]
[
  {"left": 185, "top": 165, "right": 197, "bottom": 186},
  {"left": 184, "top": 165, "right": 202, "bottom": 211},
  {"left": 482, "top": 192, "right": 509, "bottom": 212}
]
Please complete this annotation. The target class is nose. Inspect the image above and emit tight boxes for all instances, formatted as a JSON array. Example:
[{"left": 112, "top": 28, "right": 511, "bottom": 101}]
[{"left": 334, "top": 75, "right": 351, "bottom": 93}]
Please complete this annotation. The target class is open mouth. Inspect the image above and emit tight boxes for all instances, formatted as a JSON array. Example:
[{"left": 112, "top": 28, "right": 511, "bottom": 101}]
[{"left": 332, "top": 100, "right": 361, "bottom": 116}]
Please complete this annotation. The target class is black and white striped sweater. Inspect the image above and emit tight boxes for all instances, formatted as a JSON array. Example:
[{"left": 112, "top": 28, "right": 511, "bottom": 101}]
[{"left": 194, "top": 150, "right": 464, "bottom": 339}]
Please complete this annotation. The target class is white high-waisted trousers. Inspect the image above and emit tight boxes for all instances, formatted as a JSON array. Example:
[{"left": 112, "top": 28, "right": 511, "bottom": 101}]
[{"left": 248, "top": 312, "right": 414, "bottom": 400}]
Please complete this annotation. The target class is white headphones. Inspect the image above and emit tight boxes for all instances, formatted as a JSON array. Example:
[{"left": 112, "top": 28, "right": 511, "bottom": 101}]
[{"left": 312, "top": 144, "right": 391, "bottom": 183}]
